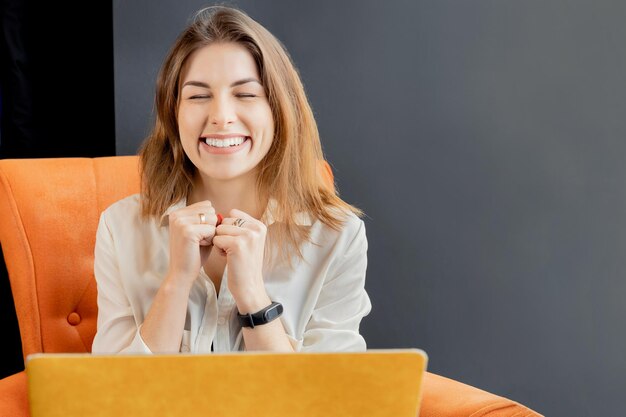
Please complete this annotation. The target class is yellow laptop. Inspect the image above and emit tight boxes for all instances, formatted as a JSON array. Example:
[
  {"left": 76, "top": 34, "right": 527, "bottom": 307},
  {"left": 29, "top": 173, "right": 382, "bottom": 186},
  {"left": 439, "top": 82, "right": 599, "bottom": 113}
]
[{"left": 26, "top": 349, "right": 427, "bottom": 417}]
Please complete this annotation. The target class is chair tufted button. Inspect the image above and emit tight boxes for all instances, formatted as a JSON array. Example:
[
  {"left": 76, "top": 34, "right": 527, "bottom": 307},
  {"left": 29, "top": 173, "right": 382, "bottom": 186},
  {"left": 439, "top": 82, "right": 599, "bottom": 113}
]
[{"left": 67, "top": 312, "right": 81, "bottom": 326}]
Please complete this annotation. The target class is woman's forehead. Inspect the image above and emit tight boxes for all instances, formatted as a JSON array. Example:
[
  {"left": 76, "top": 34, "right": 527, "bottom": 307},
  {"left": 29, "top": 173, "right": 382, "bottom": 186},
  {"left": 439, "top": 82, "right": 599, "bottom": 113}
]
[{"left": 181, "top": 42, "right": 260, "bottom": 85}]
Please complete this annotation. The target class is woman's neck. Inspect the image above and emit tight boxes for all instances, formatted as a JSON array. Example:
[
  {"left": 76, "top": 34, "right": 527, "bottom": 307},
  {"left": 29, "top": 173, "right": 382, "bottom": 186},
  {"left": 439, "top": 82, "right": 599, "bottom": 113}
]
[{"left": 187, "top": 171, "right": 266, "bottom": 220}]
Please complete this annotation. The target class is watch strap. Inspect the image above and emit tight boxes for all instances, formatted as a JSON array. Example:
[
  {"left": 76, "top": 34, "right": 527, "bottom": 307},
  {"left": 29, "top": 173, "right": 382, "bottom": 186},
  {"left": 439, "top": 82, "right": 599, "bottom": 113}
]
[{"left": 237, "top": 301, "right": 283, "bottom": 329}]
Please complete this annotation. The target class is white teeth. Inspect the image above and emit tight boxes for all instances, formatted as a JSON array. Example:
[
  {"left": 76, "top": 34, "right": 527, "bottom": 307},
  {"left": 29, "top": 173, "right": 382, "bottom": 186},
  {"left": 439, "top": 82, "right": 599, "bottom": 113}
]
[{"left": 203, "top": 136, "right": 246, "bottom": 147}]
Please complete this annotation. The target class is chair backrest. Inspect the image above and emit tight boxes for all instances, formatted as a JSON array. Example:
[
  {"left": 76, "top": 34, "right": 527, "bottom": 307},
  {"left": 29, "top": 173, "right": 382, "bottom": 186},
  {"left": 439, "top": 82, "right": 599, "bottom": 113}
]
[
  {"left": 0, "top": 157, "right": 141, "bottom": 360},
  {"left": 0, "top": 156, "right": 335, "bottom": 360}
]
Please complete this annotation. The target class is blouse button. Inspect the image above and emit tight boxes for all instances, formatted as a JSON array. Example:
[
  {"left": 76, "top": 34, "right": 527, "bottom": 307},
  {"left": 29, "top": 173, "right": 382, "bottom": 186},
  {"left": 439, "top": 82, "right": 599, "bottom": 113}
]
[
  {"left": 67, "top": 312, "right": 81, "bottom": 326},
  {"left": 217, "top": 317, "right": 226, "bottom": 325}
]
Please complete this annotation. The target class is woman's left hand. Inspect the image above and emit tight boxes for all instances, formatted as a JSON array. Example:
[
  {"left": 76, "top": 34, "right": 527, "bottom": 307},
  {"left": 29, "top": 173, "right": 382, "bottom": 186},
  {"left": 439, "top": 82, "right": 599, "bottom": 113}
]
[{"left": 212, "top": 209, "right": 270, "bottom": 311}]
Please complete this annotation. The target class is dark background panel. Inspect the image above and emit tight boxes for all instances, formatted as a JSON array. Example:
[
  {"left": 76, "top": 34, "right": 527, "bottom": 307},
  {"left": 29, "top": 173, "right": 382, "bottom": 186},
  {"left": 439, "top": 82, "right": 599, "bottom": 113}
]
[
  {"left": 0, "top": 245, "right": 22, "bottom": 376},
  {"left": 113, "top": 1, "right": 626, "bottom": 416},
  {"left": 0, "top": 1, "right": 115, "bottom": 157},
  {"left": 0, "top": 0, "right": 115, "bottom": 376}
]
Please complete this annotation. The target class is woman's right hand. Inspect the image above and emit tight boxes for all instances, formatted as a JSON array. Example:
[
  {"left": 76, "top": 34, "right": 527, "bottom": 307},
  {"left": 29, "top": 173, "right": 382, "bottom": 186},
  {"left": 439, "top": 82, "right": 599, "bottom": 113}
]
[{"left": 166, "top": 201, "right": 218, "bottom": 286}]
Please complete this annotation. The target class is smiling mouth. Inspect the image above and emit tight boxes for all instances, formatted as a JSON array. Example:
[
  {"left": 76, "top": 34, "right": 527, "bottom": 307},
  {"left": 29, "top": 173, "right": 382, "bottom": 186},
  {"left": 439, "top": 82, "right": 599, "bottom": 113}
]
[{"left": 201, "top": 136, "right": 250, "bottom": 148}]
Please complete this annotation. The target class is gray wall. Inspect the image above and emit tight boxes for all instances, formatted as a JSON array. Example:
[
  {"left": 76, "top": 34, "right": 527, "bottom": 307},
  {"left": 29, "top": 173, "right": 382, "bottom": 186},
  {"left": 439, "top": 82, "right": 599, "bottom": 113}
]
[{"left": 114, "top": 1, "right": 626, "bottom": 415}]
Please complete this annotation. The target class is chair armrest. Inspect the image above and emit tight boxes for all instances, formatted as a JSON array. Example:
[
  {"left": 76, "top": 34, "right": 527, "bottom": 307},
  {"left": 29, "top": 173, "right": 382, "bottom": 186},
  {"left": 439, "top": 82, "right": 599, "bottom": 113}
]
[
  {"left": 421, "top": 372, "right": 543, "bottom": 417},
  {"left": 0, "top": 371, "right": 29, "bottom": 417}
]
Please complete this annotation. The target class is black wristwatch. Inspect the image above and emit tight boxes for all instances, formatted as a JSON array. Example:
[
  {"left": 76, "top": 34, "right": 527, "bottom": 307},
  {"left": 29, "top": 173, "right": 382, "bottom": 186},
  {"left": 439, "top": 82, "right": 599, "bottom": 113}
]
[{"left": 237, "top": 301, "right": 283, "bottom": 329}]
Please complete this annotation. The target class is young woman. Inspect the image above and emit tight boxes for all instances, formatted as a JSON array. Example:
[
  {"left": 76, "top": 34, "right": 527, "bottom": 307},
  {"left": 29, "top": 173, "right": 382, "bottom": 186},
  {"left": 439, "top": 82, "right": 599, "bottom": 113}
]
[{"left": 92, "top": 6, "right": 370, "bottom": 354}]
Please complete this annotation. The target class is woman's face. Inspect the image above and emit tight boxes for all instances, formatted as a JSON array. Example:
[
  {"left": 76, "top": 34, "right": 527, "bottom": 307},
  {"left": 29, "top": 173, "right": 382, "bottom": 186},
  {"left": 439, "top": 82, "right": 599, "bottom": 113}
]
[{"left": 178, "top": 42, "right": 274, "bottom": 182}]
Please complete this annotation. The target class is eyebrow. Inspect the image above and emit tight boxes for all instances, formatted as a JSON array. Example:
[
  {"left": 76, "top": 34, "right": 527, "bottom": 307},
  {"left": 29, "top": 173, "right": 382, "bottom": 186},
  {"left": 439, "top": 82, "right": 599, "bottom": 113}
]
[{"left": 181, "top": 78, "right": 262, "bottom": 89}]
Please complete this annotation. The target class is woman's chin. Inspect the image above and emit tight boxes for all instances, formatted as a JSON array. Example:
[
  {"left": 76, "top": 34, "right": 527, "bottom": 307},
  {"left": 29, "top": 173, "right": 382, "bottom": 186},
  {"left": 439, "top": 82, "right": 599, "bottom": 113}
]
[{"left": 198, "top": 168, "right": 250, "bottom": 182}]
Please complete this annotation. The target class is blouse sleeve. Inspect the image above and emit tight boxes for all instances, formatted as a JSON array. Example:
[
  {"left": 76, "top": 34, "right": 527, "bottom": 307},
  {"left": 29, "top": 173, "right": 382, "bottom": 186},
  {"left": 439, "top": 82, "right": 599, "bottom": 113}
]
[
  {"left": 298, "top": 218, "right": 372, "bottom": 352},
  {"left": 91, "top": 211, "right": 152, "bottom": 354}
]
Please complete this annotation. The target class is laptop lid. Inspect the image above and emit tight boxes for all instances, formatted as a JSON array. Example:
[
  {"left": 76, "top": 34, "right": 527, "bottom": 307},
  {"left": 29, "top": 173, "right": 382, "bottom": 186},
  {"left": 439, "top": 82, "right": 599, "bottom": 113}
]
[{"left": 27, "top": 349, "right": 427, "bottom": 417}]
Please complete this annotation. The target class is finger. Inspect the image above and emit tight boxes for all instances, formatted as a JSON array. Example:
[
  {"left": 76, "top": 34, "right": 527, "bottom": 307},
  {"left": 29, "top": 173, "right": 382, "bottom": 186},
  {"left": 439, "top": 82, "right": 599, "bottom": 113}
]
[
  {"left": 212, "top": 235, "right": 240, "bottom": 254},
  {"left": 215, "top": 223, "right": 248, "bottom": 236},
  {"left": 198, "top": 212, "right": 218, "bottom": 226},
  {"left": 169, "top": 208, "right": 215, "bottom": 226},
  {"left": 219, "top": 215, "right": 265, "bottom": 233},
  {"left": 173, "top": 202, "right": 216, "bottom": 220},
  {"left": 189, "top": 224, "right": 217, "bottom": 244},
  {"left": 174, "top": 212, "right": 218, "bottom": 226},
  {"left": 221, "top": 216, "right": 255, "bottom": 230},
  {"left": 229, "top": 208, "right": 255, "bottom": 221}
]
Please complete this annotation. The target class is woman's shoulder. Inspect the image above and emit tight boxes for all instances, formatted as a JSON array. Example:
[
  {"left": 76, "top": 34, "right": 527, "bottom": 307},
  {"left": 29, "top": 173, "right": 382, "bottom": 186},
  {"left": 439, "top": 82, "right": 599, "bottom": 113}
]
[
  {"left": 310, "top": 208, "right": 366, "bottom": 246},
  {"left": 327, "top": 207, "right": 364, "bottom": 229},
  {"left": 102, "top": 193, "right": 141, "bottom": 218},
  {"left": 335, "top": 209, "right": 364, "bottom": 235},
  {"left": 99, "top": 194, "right": 145, "bottom": 231}
]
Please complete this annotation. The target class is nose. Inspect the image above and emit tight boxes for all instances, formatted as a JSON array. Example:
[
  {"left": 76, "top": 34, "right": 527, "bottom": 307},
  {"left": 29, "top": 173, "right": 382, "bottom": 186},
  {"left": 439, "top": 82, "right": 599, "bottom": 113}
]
[{"left": 209, "top": 95, "right": 236, "bottom": 127}]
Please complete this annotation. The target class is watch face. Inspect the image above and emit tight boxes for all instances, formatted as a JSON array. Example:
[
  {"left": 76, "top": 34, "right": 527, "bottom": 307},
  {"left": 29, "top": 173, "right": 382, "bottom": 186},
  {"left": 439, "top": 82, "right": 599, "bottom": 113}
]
[{"left": 263, "top": 303, "right": 283, "bottom": 321}]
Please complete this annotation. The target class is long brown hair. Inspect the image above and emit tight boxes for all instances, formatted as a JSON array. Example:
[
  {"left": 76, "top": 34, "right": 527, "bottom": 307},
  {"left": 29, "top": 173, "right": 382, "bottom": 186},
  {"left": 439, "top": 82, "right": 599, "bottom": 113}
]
[{"left": 139, "top": 6, "right": 362, "bottom": 265}]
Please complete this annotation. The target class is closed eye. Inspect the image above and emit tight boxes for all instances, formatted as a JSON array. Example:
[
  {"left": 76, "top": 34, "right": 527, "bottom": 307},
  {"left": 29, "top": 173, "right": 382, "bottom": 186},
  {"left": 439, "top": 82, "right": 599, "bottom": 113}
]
[
  {"left": 236, "top": 93, "right": 257, "bottom": 98},
  {"left": 189, "top": 95, "right": 211, "bottom": 100}
]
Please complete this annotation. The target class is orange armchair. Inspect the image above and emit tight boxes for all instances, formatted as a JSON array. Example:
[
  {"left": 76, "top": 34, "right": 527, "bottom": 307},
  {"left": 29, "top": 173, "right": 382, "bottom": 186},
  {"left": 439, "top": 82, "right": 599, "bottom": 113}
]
[{"left": 0, "top": 156, "right": 542, "bottom": 416}]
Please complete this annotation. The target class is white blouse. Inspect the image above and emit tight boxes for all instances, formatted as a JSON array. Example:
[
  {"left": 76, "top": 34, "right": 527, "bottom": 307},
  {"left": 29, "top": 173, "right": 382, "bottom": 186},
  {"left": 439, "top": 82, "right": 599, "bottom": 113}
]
[{"left": 91, "top": 194, "right": 371, "bottom": 354}]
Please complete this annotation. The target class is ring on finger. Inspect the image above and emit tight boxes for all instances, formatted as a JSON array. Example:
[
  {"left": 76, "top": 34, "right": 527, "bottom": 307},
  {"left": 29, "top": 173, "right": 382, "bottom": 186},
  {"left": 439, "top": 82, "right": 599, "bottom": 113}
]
[
  {"left": 198, "top": 213, "right": 206, "bottom": 224},
  {"left": 233, "top": 218, "right": 246, "bottom": 227}
]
